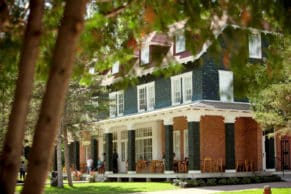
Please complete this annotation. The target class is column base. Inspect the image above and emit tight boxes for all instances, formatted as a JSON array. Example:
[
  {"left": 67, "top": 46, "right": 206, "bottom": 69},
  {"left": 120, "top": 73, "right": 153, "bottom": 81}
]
[
  {"left": 225, "top": 169, "right": 236, "bottom": 173},
  {"left": 188, "top": 170, "right": 201, "bottom": 174},
  {"left": 127, "top": 171, "right": 136, "bottom": 174},
  {"left": 105, "top": 171, "right": 113, "bottom": 175},
  {"left": 164, "top": 170, "right": 175, "bottom": 174}
]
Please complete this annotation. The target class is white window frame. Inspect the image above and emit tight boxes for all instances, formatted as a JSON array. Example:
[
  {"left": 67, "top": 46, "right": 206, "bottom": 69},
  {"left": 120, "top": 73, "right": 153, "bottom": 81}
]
[
  {"left": 248, "top": 32, "right": 262, "bottom": 59},
  {"left": 137, "top": 82, "right": 155, "bottom": 112},
  {"left": 175, "top": 31, "right": 186, "bottom": 54},
  {"left": 112, "top": 61, "right": 120, "bottom": 74},
  {"left": 140, "top": 45, "right": 150, "bottom": 65},
  {"left": 218, "top": 70, "right": 234, "bottom": 102},
  {"left": 173, "top": 130, "right": 181, "bottom": 160},
  {"left": 109, "top": 90, "right": 124, "bottom": 118},
  {"left": 171, "top": 72, "right": 192, "bottom": 105},
  {"left": 135, "top": 127, "right": 152, "bottom": 161}
]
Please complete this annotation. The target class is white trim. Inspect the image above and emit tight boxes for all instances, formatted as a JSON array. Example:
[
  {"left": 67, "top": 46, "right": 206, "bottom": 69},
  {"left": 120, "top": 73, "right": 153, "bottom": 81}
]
[{"left": 127, "top": 171, "right": 136, "bottom": 174}]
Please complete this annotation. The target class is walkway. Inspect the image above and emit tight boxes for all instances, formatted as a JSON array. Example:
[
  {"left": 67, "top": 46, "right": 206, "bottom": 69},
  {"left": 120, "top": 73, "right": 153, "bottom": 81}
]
[{"left": 135, "top": 181, "right": 291, "bottom": 194}]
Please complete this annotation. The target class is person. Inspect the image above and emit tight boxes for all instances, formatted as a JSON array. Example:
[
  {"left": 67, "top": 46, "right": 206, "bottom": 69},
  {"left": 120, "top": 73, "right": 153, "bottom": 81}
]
[
  {"left": 97, "top": 157, "right": 104, "bottom": 174},
  {"left": 112, "top": 149, "right": 118, "bottom": 173},
  {"left": 19, "top": 161, "right": 26, "bottom": 180},
  {"left": 86, "top": 157, "right": 93, "bottom": 174}
]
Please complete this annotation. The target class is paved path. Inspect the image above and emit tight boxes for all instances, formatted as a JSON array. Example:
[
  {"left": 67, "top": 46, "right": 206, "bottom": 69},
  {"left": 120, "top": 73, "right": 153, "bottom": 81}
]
[{"left": 135, "top": 181, "right": 291, "bottom": 194}]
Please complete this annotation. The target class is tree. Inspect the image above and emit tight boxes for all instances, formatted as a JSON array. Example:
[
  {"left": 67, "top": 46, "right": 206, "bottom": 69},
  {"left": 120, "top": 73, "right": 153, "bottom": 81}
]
[{"left": 0, "top": 1, "right": 290, "bottom": 194}]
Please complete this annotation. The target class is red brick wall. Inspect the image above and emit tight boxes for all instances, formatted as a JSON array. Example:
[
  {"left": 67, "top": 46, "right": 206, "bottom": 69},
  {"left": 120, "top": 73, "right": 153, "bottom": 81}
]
[{"left": 200, "top": 116, "right": 225, "bottom": 164}]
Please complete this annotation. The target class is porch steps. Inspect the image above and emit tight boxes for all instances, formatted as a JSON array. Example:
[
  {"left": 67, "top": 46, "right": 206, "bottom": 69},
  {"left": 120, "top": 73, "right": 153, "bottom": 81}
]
[
  {"left": 273, "top": 171, "right": 291, "bottom": 182},
  {"left": 95, "top": 173, "right": 106, "bottom": 182}
]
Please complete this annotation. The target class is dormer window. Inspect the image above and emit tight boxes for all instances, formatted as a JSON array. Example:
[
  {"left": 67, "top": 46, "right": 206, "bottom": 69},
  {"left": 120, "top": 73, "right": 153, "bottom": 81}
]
[
  {"left": 174, "top": 31, "right": 186, "bottom": 54},
  {"left": 140, "top": 45, "right": 150, "bottom": 65},
  {"left": 112, "top": 61, "right": 120, "bottom": 74},
  {"left": 248, "top": 32, "right": 262, "bottom": 59}
]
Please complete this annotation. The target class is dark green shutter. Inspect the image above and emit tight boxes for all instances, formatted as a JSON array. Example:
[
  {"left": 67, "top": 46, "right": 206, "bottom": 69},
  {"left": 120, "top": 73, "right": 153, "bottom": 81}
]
[
  {"left": 188, "top": 121, "right": 200, "bottom": 170},
  {"left": 225, "top": 123, "right": 235, "bottom": 170},
  {"left": 128, "top": 130, "right": 136, "bottom": 171}
]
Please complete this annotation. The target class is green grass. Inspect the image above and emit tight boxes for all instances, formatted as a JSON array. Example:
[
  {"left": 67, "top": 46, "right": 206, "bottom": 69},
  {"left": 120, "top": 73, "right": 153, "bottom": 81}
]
[
  {"left": 16, "top": 182, "right": 178, "bottom": 194},
  {"left": 218, "top": 188, "right": 291, "bottom": 194}
]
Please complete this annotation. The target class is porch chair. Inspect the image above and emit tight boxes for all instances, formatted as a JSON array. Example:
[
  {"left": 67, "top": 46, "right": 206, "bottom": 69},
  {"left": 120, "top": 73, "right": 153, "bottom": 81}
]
[{"left": 203, "top": 157, "right": 213, "bottom": 172}]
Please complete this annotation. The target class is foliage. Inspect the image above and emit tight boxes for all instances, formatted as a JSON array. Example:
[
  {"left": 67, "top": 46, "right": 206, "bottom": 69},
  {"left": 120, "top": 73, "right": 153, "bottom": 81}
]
[{"left": 250, "top": 36, "right": 291, "bottom": 134}]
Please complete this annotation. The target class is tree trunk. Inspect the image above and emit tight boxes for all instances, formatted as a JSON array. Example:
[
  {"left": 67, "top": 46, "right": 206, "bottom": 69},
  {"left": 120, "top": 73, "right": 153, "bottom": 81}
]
[
  {"left": 63, "top": 127, "right": 73, "bottom": 186},
  {"left": 0, "top": 1, "right": 43, "bottom": 194},
  {"left": 56, "top": 128, "right": 63, "bottom": 188},
  {"left": 21, "top": 1, "right": 87, "bottom": 194}
]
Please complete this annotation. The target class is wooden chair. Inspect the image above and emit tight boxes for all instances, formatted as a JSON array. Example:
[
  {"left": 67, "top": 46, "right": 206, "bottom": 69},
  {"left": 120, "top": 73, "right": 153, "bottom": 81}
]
[
  {"left": 214, "top": 158, "right": 223, "bottom": 172},
  {"left": 203, "top": 157, "right": 212, "bottom": 172}
]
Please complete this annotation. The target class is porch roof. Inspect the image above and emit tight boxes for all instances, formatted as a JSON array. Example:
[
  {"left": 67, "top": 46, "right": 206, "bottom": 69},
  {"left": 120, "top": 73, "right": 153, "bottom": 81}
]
[{"left": 94, "top": 100, "right": 253, "bottom": 130}]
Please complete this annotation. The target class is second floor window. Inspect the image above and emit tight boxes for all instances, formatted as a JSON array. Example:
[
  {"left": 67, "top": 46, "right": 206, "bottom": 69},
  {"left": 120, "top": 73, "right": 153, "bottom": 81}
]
[
  {"left": 218, "top": 70, "right": 234, "bottom": 102},
  {"left": 109, "top": 91, "right": 124, "bottom": 117},
  {"left": 137, "top": 82, "right": 155, "bottom": 112},
  {"left": 175, "top": 31, "right": 186, "bottom": 54},
  {"left": 248, "top": 32, "right": 262, "bottom": 59},
  {"left": 171, "top": 72, "right": 192, "bottom": 105}
]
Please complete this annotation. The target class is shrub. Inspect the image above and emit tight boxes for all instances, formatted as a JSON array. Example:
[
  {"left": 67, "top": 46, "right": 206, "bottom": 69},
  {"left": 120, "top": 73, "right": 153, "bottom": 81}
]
[
  {"left": 206, "top": 178, "right": 217, "bottom": 186},
  {"left": 197, "top": 179, "right": 206, "bottom": 186},
  {"left": 187, "top": 179, "right": 200, "bottom": 187},
  {"left": 251, "top": 176, "right": 261, "bottom": 183},
  {"left": 217, "top": 178, "right": 227, "bottom": 185},
  {"left": 241, "top": 177, "right": 251, "bottom": 184},
  {"left": 227, "top": 177, "right": 240, "bottom": 185}
]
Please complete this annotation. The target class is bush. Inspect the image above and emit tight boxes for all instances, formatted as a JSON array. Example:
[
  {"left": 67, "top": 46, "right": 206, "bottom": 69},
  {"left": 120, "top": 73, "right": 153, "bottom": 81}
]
[
  {"left": 241, "top": 177, "right": 251, "bottom": 184},
  {"left": 197, "top": 179, "right": 206, "bottom": 186},
  {"left": 217, "top": 178, "right": 227, "bottom": 185},
  {"left": 206, "top": 178, "right": 217, "bottom": 186},
  {"left": 227, "top": 177, "right": 240, "bottom": 185},
  {"left": 187, "top": 179, "right": 200, "bottom": 187},
  {"left": 251, "top": 176, "right": 261, "bottom": 183}
]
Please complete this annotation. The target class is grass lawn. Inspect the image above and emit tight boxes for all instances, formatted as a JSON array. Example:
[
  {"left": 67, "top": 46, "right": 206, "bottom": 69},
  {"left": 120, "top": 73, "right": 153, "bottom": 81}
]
[
  {"left": 16, "top": 182, "right": 178, "bottom": 194},
  {"left": 218, "top": 188, "right": 291, "bottom": 194}
]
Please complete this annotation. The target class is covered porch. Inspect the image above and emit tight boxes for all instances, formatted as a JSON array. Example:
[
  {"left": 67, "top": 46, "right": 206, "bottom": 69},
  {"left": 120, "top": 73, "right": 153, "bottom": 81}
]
[{"left": 92, "top": 100, "right": 262, "bottom": 176}]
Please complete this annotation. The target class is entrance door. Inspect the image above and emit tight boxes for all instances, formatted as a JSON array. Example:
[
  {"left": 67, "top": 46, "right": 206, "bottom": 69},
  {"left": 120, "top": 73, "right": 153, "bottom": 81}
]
[
  {"left": 281, "top": 138, "right": 290, "bottom": 170},
  {"left": 264, "top": 135, "right": 275, "bottom": 169}
]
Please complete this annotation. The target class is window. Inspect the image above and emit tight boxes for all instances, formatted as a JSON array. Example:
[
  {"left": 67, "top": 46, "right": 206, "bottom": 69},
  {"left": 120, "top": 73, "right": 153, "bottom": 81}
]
[
  {"left": 171, "top": 72, "right": 192, "bottom": 105},
  {"left": 109, "top": 90, "right": 124, "bottom": 117},
  {"left": 112, "top": 61, "right": 120, "bottom": 74},
  {"left": 175, "top": 31, "right": 186, "bottom": 54},
  {"left": 137, "top": 82, "right": 155, "bottom": 112},
  {"left": 140, "top": 45, "right": 150, "bottom": 65},
  {"left": 218, "top": 70, "right": 234, "bottom": 102},
  {"left": 135, "top": 128, "right": 152, "bottom": 161},
  {"left": 249, "top": 32, "right": 262, "bottom": 59}
]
